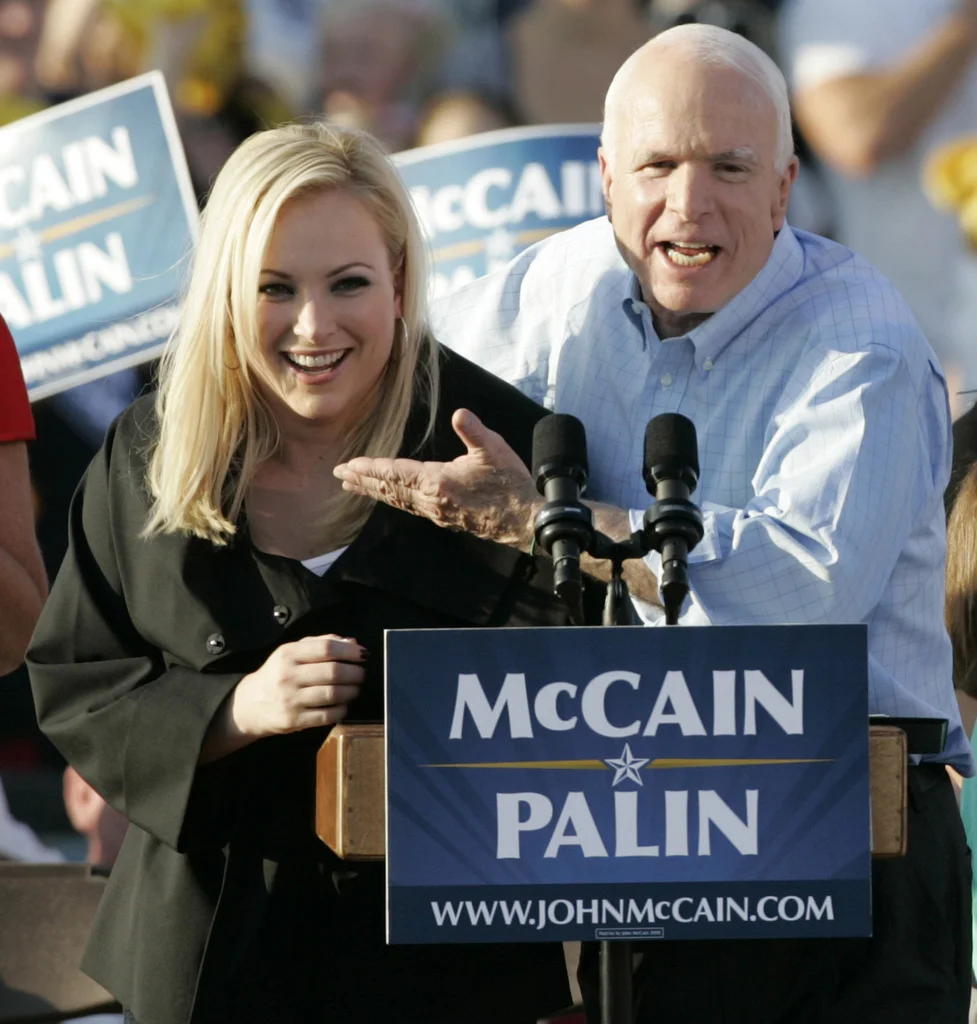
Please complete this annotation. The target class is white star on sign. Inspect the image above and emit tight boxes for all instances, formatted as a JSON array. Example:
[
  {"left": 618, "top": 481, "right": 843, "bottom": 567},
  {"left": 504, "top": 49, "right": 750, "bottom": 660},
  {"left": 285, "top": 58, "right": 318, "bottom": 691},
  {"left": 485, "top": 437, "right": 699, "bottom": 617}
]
[
  {"left": 14, "top": 227, "right": 42, "bottom": 263},
  {"left": 604, "top": 743, "right": 650, "bottom": 786}
]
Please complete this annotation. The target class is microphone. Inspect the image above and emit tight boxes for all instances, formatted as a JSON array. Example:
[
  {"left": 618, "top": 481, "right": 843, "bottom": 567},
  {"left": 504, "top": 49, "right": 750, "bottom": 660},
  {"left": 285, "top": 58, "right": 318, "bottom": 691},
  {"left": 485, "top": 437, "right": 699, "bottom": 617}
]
[
  {"left": 642, "top": 413, "right": 704, "bottom": 625},
  {"left": 532, "top": 414, "right": 595, "bottom": 624}
]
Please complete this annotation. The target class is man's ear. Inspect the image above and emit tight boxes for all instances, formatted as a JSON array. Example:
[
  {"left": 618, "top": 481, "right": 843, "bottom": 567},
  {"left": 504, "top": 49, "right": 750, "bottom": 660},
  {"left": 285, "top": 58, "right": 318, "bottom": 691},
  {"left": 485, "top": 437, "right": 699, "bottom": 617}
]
[
  {"left": 773, "top": 156, "right": 800, "bottom": 231},
  {"left": 598, "top": 146, "right": 614, "bottom": 222}
]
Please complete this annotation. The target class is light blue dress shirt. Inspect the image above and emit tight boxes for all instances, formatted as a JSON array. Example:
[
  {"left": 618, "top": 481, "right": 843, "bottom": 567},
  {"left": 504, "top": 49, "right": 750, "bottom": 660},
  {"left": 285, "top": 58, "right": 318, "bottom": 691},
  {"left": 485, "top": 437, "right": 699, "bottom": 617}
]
[{"left": 432, "top": 216, "right": 974, "bottom": 773}]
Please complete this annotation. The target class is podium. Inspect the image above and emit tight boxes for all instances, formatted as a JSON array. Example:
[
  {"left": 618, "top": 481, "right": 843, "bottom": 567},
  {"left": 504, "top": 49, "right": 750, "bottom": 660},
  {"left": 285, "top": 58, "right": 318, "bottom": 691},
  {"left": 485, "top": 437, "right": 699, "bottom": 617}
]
[{"left": 317, "top": 723, "right": 909, "bottom": 861}]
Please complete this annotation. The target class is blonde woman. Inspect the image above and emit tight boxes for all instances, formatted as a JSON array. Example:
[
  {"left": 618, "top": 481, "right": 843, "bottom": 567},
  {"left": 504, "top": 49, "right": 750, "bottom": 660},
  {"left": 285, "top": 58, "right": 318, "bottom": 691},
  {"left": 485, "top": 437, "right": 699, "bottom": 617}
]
[{"left": 27, "top": 122, "right": 581, "bottom": 1024}]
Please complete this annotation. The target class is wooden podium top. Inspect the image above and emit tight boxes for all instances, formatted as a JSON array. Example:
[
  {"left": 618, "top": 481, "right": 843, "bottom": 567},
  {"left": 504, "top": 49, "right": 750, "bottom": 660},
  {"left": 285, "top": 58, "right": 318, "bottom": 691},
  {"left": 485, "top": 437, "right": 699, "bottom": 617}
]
[{"left": 316, "top": 723, "right": 909, "bottom": 861}]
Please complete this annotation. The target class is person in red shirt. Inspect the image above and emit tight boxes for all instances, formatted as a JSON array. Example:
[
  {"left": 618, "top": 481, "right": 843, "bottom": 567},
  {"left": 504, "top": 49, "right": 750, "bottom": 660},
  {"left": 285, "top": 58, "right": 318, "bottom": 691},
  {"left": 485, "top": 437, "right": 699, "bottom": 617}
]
[{"left": 0, "top": 318, "right": 47, "bottom": 676}]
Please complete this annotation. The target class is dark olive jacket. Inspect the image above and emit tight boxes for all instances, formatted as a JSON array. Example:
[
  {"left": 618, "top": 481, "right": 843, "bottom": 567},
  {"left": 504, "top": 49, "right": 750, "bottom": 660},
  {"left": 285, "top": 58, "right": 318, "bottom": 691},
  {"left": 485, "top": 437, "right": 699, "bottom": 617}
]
[{"left": 27, "top": 349, "right": 597, "bottom": 1024}]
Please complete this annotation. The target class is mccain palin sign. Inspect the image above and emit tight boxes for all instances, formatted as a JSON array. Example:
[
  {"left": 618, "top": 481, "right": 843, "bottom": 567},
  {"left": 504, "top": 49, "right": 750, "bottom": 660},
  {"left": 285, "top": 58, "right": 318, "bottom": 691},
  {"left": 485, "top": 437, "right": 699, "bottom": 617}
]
[
  {"left": 394, "top": 124, "right": 604, "bottom": 299},
  {"left": 385, "top": 624, "right": 872, "bottom": 944},
  {"left": 1, "top": 72, "right": 198, "bottom": 400}
]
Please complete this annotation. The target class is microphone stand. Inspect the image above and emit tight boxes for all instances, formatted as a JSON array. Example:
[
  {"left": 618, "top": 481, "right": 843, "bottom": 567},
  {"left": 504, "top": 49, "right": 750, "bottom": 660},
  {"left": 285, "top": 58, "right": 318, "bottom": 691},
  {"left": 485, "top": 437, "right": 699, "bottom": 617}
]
[
  {"left": 589, "top": 531, "right": 645, "bottom": 1024},
  {"left": 536, "top": 504, "right": 703, "bottom": 1024}
]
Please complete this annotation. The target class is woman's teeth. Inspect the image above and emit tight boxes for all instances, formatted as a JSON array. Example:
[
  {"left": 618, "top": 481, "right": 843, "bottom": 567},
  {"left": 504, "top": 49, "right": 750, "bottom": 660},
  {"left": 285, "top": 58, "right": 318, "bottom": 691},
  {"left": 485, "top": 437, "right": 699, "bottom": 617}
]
[
  {"left": 663, "top": 243, "right": 717, "bottom": 267},
  {"left": 285, "top": 350, "right": 347, "bottom": 370}
]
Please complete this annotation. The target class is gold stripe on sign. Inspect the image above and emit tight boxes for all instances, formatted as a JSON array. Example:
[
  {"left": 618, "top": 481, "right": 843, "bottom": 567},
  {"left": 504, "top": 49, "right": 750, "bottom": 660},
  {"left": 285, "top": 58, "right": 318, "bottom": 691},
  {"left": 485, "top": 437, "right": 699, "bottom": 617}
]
[
  {"left": 0, "top": 194, "right": 157, "bottom": 260},
  {"left": 423, "top": 758, "right": 835, "bottom": 769},
  {"left": 431, "top": 226, "right": 568, "bottom": 264}
]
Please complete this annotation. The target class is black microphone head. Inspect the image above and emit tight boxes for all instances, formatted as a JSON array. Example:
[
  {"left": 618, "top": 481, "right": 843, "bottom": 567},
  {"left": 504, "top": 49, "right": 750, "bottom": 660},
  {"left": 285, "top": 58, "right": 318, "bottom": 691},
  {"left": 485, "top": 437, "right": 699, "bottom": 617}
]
[
  {"left": 532, "top": 414, "right": 589, "bottom": 493},
  {"left": 643, "top": 413, "right": 699, "bottom": 495}
]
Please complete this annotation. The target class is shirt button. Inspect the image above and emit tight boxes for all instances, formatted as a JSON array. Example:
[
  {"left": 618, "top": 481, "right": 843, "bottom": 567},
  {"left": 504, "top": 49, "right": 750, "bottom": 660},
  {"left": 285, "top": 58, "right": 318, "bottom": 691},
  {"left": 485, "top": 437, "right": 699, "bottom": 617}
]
[
  {"left": 205, "top": 633, "right": 225, "bottom": 655},
  {"left": 660, "top": 374, "right": 673, "bottom": 387},
  {"left": 703, "top": 358, "right": 714, "bottom": 371},
  {"left": 273, "top": 604, "right": 291, "bottom": 626}
]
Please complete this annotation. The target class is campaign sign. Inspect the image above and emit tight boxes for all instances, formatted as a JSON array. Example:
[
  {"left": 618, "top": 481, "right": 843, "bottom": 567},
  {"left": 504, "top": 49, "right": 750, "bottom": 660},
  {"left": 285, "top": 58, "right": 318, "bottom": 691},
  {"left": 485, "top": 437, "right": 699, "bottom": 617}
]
[
  {"left": 386, "top": 624, "right": 871, "bottom": 945},
  {"left": 394, "top": 125, "right": 603, "bottom": 298},
  {"left": 1, "top": 72, "right": 198, "bottom": 400}
]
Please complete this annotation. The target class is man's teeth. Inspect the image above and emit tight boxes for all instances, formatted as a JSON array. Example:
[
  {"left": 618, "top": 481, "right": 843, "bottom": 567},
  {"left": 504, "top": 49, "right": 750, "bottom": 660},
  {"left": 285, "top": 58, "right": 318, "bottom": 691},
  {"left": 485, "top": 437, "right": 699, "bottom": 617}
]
[
  {"left": 664, "top": 244, "right": 717, "bottom": 267},
  {"left": 286, "top": 351, "right": 346, "bottom": 369}
]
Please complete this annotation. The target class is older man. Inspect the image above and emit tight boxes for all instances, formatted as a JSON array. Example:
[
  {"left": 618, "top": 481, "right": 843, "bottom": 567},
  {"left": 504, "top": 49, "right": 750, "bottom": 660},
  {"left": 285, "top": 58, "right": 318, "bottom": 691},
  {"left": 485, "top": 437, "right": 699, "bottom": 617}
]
[{"left": 337, "top": 23, "right": 972, "bottom": 1022}]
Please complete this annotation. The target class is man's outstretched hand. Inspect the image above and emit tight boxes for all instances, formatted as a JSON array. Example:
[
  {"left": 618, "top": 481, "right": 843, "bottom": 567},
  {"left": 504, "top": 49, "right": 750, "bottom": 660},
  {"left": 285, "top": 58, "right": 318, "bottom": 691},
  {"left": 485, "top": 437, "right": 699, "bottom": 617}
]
[{"left": 334, "top": 408, "right": 541, "bottom": 549}]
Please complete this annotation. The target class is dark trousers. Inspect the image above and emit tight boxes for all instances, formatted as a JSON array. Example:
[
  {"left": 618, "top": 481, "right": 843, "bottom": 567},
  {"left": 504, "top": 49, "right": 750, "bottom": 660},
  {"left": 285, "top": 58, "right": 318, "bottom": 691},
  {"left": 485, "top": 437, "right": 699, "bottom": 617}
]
[{"left": 579, "top": 764, "right": 972, "bottom": 1024}]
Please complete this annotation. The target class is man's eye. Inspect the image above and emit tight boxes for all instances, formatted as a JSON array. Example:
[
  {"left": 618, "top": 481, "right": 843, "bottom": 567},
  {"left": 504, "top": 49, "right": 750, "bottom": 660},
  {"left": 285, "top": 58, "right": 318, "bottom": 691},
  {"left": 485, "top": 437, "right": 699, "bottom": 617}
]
[
  {"left": 334, "top": 275, "right": 370, "bottom": 293},
  {"left": 717, "top": 164, "right": 748, "bottom": 176}
]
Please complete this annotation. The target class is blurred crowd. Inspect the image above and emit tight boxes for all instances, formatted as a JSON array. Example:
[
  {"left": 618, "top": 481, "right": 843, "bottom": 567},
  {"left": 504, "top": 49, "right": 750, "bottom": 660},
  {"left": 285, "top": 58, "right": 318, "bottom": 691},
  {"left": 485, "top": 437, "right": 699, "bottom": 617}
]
[
  {"left": 0, "top": 0, "right": 781, "bottom": 179},
  {"left": 5, "top": 0, "right": 977, "bottom": 866}
]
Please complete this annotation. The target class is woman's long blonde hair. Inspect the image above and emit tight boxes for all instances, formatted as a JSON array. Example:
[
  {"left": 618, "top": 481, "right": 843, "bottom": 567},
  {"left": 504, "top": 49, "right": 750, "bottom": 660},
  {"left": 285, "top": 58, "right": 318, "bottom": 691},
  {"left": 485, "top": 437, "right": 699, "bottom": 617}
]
[
  {"left": 946, "top": 463, "right": 977, "bottom": 693},
  {"left": 143, "top": 121, "right": 439, "bottom": 547}
]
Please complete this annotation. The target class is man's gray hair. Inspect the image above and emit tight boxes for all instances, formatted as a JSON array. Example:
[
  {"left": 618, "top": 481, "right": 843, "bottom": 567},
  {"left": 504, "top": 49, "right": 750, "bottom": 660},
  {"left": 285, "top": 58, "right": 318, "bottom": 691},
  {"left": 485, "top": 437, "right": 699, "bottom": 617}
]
[{"left": 602, "top": 23, "right": 795, "bottom": 173}]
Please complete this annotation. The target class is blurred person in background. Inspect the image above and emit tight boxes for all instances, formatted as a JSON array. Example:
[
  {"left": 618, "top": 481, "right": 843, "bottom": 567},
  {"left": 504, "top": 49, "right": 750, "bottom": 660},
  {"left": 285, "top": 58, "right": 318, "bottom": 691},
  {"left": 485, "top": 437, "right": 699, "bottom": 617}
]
[
  {"left": 0, "top": 320, "right": 45, "bottom": 682},
  {"left": 242, "top": 0, "right": 332, "bottom": 114},
  {"left": 945, "top": 462, "right": 977, "bottom": 1021},
  {"left": 646, "top": 0, "right": 776, "bottom": 52},
  {"left": 0, "top": 314, "right": 58, "bottom": 863},
  {"left": 317, "top": 0, "right": 454, "bottom": 152},
  {"left": 506, "top": 0, "right": 652, "bottom": 124},
  {"left": 0, "top": 0, "right": 50, "bottom": 125},
  {"left": 503, "top": 0, "right": 777, "bottom": 129},
  {"left": 780, "top": 0, "right": 977, "bottom": 417},
  {"left": 413, "top": 87, "right": 519, "bottom": 147},
  {"left": 62, "top": 766, "right": 127, "bottom": 869},
  {"left": 36, "top": 0, "right": 291, "bottom": 195}
]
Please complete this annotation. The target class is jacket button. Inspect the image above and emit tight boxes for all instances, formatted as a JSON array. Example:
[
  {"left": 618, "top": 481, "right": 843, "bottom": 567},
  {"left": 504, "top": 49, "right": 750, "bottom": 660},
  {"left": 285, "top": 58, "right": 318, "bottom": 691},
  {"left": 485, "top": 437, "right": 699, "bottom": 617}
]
[
  {"left": 273, "top": 604, "right": 291, "bottom": 626},
  {"left": 205, "top": 633, "right": 225, "bottom": 655}
]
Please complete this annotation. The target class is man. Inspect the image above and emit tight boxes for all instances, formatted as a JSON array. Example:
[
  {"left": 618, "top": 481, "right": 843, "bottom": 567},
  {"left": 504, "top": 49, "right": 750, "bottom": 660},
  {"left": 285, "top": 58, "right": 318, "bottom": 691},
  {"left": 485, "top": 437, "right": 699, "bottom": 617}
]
[
  {"left": 779, "top": 0, "right": 977, "bottom": 412},
  {"left": 336, "top": 23, "right": 973, "bottom": 1022}
]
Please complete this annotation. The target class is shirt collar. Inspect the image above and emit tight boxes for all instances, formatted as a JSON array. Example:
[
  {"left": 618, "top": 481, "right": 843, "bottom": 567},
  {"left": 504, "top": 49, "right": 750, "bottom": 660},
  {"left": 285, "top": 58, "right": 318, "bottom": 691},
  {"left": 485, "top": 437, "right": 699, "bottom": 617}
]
[{"left": 619, "top": 224, "right": 805, "bottom": 368}]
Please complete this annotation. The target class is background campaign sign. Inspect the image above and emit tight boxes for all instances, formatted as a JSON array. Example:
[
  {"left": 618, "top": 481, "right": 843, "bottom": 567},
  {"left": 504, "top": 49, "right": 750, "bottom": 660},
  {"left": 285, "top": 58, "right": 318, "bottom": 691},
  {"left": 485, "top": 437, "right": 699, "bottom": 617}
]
[
  {"left": 3, "top": 72, "right": 198, "bottom": 400},
  {"left": 394, "top": 124, "right": 603, "bottom": 298},
  {"left": 386, "top": 624, "right": 871, "bottom": 945}
]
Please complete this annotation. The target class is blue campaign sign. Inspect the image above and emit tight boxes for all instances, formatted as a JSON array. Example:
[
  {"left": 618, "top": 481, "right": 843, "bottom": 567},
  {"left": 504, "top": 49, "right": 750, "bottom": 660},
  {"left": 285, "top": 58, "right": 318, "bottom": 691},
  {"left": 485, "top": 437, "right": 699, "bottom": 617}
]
[
  {"left": 1, "top": 72, "right": 198, "bottom": 399},
  {"left": 386, "top": 624, "right": 872, "bottom": 945},
  {"left": 394, "top": 125, "right": 603, "bottom": 298}
]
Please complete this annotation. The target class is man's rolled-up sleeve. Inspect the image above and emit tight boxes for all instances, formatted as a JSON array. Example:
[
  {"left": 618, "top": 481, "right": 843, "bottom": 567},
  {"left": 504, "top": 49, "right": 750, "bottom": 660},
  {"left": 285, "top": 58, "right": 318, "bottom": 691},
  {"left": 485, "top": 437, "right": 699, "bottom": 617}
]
[{"left": 630, "top": 343, "right": 949, "bottom": 626}]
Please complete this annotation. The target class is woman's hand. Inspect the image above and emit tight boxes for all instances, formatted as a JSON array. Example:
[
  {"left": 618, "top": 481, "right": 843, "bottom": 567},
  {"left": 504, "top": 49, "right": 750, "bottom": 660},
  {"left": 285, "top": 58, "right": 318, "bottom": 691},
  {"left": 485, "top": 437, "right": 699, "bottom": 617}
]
[{"left": 200, "top": 635, "right": 366, "bottom": 763}]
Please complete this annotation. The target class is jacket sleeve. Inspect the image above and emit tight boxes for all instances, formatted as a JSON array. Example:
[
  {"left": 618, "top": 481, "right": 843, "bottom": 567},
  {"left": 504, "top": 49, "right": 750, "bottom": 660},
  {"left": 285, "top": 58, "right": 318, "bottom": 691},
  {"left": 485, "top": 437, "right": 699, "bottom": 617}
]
[{"left": 27, "top": 412, "right": 249, "bottom": 853}]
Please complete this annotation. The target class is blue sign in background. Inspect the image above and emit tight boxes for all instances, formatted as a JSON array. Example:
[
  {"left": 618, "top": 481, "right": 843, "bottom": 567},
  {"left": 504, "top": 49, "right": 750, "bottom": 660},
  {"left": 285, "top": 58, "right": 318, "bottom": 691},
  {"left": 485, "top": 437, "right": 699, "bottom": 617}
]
[
  {"left": 386, "top": 624, "right": 871, "bottom": 943},
  {"left": 2, "top": 72, "right": 198, "bottom": 399},
  {"left": 394, "top": 125, "right": 603, "bottom": 298}
]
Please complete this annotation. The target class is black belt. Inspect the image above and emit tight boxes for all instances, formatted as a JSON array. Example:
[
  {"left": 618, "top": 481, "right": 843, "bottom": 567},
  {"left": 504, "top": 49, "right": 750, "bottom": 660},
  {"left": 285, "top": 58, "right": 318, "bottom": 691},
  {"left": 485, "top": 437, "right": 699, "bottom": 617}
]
[{"left": 869, "top": 715, "right": 948, "bottom": 755}]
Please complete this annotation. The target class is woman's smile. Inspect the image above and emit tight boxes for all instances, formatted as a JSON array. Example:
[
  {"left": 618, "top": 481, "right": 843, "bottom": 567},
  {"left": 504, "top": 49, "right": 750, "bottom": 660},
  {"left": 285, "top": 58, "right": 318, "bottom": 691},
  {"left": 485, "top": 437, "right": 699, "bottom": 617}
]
[{"left": 281, "top": 347, "right": 352, "bottom": 379}]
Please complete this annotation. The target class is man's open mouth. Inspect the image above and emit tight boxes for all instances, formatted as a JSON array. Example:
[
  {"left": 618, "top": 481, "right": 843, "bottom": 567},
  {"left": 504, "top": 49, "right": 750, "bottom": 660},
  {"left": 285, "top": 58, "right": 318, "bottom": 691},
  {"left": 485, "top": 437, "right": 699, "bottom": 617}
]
[
  {"left": 282, "top": 349, "right": 350, "bottom": 373},
  {"left": 660, "top": 242, "right": 720, "bottom": 267}
]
